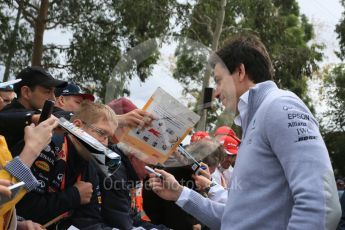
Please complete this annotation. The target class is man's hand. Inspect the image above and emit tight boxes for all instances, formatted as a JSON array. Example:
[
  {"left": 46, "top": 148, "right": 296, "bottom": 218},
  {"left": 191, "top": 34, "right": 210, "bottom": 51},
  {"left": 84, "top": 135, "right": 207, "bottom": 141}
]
[
  {"left": 31, "top": 114, "right": 41, "bottom": 125},
  {"left": 148, "top": 169, "right": 183, "bottom": 201},
  {"left": 192, "top": 174, "right": 212, "bottom": 192},
  {"left": 198, "top": 162, "right": 211, "bottom": 180},
  {"left": 74, "top": 181, "right": 93, "bottom": 204},
  {"left": 17, "top": 220, "right": 44, "bottom": 230},
  {"left": 116, "top": 109, "right": 155, "bottom": 129},
  {"left": 20, "top": 117, "right": 59, "bottom": 167}
]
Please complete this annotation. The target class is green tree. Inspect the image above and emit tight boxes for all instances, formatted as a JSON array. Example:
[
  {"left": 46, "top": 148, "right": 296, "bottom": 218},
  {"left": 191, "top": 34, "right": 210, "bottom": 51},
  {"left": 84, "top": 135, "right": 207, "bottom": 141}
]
[
  {"left": 174, "top": 0, "right": 323, "bottom": 131},
  {"left": 0, "top": 0, "right": 186, "bottom": 100},
  {"left": 17, "top": 0, "right": 99, "bottom": 67},
  {"left": 67, "top": 0, "right": 187, "bottom": 101},
  {"left": 0, "top": 1, "right": 32, "bottom": 80},
  {"left": 319, "top": 0, "right": 345, "bottom": 176},
  {"left": 322, "top": 64, "right": 345, "bottom": 131},
  {"left": 324, "top": 131, "right": 345, "bottom": 177},
  {"left": 336, "top": 0, "right": 345, "bottom": 60}
]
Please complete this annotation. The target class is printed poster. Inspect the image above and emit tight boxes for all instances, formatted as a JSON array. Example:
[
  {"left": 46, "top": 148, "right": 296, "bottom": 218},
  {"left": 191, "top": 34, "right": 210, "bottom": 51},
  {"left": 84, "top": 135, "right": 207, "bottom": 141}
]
[{"left": 121, "top": 87, "right": 200, "bottom": 163}]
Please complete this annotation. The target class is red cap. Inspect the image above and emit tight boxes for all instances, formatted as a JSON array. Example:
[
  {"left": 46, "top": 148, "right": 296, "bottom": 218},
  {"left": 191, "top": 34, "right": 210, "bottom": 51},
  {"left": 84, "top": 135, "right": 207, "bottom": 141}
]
[
  {"left": 107, "top": 97, "right": 137, "bottom": 115},
  {"left": 190, "top": 131, "right": 210, "bottom": 143},
  {"left": 220, "top": 135, "right": 240, "bottom": 155},
  {"left": 214, "top": 126, "right": 236, "bottom": 137}
]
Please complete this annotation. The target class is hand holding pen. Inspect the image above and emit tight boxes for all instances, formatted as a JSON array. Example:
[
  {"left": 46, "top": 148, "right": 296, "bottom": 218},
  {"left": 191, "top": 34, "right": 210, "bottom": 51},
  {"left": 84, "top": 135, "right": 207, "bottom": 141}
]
[{"left": 148, "top": 167, "right": 183, "bottom": 202}]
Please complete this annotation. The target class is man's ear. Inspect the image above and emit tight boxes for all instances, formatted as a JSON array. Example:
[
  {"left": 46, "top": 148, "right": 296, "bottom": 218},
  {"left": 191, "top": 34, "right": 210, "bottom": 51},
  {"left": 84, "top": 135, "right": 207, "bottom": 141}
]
[
  {"left": 238, "top": 64, "right": 246, "bottom": 82},
  {"left": 20, "top": 86, "right": 31, "bottom": 100},
  {"left": 57, "top": 95, "right": 65, "bottom": 106},
  {"left": 73, "top": 119, "right": 83, "bottom": 127}
]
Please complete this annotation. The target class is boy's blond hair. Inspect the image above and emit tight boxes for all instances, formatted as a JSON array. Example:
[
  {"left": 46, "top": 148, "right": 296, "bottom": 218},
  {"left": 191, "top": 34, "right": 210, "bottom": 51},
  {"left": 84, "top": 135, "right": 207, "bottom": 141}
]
[{"left": 71, "top": 101, "right": 118, "bottom": 130}]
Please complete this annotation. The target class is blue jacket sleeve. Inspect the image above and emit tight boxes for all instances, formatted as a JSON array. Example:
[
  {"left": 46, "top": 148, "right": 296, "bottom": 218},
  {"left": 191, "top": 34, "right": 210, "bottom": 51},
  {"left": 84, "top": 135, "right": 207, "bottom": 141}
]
[
  {"left": 177, "top": 187, "right": 225, "bottom": 230},
  {"left": 5, "top": 156, "right": 39, "bottom": 191},
  {"left": 265, "top": 96, "right": 341, "bottom": 230}
]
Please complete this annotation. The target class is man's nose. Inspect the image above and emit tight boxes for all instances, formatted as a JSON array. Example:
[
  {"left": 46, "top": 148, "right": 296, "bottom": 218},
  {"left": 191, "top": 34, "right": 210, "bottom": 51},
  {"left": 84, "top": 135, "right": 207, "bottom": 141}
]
[
  {"left": 49, "top": 91, "right": 56, "bottom": 101},
  {"left": 213, "top": 87, "right": 220, "bottom": 100}
]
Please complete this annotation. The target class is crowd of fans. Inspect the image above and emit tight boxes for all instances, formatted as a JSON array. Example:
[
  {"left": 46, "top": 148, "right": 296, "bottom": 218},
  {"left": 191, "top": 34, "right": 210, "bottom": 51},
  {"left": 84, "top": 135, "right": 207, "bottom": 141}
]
[
  {"left": 0, "top": 33, "right": 343, "bottom": 230},
  {"left": 0, "top": 65, "right": 242, "bottom": 230}
]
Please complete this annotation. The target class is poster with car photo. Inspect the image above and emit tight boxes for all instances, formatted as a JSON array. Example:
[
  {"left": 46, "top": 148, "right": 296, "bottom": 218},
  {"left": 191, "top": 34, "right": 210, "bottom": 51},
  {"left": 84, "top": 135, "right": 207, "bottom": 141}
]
[{"left": 121, "top": 87, "right": 200, "bottom": 164}]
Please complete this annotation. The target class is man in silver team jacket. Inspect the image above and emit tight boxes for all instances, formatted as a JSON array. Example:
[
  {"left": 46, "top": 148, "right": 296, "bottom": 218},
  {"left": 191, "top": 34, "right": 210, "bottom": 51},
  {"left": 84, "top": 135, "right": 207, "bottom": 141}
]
[{"left": 149, "top": 34, "right": 342, "bottom": 230}]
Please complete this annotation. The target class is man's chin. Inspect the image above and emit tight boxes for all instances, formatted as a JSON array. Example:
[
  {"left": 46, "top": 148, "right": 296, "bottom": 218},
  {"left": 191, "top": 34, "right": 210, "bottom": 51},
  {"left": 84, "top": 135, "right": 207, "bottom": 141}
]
[{"left": 224, "top": 105, "right": 237, "bottom": 117}]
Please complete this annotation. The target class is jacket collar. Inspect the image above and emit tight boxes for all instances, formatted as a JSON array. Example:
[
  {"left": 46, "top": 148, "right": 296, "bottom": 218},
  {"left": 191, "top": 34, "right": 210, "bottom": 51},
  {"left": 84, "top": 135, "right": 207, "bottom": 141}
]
[{"left": 242, "top": 80, "right": 278, "bottom": 137}]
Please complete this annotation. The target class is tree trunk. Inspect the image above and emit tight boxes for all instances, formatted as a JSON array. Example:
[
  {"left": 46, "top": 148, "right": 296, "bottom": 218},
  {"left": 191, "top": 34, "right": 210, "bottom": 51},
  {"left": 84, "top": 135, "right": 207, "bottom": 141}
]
[
  {"left": 196, "top": 0, "right": 227, "bottom": 131},
  {"left": 3, "top": 2, "right": 22, "bottom": 81},
  {"left": 31, "top": 0, "right": 49, "bottom": 66}
]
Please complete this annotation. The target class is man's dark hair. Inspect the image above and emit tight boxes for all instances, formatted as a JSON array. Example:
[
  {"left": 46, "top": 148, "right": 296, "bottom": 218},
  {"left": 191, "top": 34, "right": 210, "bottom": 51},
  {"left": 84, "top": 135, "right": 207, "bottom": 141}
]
[{"left": 210, "top": 34, "right": 274, "bottom": 83}]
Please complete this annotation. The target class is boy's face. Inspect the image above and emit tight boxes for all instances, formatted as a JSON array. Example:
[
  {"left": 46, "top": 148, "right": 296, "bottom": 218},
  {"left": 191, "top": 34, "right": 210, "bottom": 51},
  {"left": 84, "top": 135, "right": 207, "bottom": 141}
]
[
  {"left": 0, "top": 91, "right": 15, "bottom": 110},
  {"left": 79, "top": 118, "right": 116, "bottom": 146}
]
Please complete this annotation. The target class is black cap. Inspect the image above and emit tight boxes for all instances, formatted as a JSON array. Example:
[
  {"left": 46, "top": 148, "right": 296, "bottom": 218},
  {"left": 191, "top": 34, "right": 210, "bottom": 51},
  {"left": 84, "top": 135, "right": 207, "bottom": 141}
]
[
  {"left": 14, "top": 66, "right": 67, "bottom": 93},
  {"left": 55, "top": 83, "right": 95, "bottom": 101}
]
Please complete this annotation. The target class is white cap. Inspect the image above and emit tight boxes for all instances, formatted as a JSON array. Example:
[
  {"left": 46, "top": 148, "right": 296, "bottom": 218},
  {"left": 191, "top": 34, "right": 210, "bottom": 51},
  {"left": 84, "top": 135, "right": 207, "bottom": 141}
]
[{"left": 0, "top": 79, "right": 21, "bottom": 88}]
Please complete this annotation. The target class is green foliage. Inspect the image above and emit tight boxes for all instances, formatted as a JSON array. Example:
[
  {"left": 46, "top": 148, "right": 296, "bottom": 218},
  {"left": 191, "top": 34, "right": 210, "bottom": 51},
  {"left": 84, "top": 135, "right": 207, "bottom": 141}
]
[
  {"left": 65, "top": 0, "right": 183, "bottom": 100},
  {"left": 0, "top": 0, "right": 323, "bottom": 108},
  {"left": 322, "top": 2, "right": 345, "bottom": 175},
  {"left": 324, "top": 132, "right": 345, "bottom": 177},
  {"left": 336, "top": 0, "right": 345, "bottom": 60},
  {"left": 0, "top": 2, "right": 32, "bottom": 79},
  {"left": 320, "top": 65, "right": 345, "bottom": 172},
  {"left": 234, "top": 0, "right": 323, "bottom": 105},
  {"left": 1, "top": 0, "right": 184, "bottom": 100},
  {"left": 67, "top": 22, "right": 121, "bottom": 99},
  {"left": 173, "top": 0, "right": 323, "bottom": 130},
  {"left": 322, "top": 64, "right": 345, "bottom": 131}
]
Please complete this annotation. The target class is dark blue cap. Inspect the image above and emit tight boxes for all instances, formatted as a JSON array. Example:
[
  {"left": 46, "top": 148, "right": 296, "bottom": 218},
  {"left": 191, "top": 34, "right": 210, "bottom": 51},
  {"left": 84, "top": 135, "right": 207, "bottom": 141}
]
[{"left": 55, "top": 83, "right": 94, "bottom": 101}]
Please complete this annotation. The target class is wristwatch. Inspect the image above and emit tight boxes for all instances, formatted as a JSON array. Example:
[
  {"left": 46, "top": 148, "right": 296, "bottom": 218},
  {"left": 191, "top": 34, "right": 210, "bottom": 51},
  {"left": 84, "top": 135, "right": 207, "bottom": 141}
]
[{"left": 205, "top": 181, "right": 217, "bottom": 194}]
